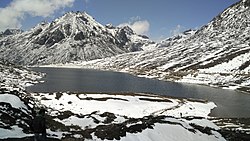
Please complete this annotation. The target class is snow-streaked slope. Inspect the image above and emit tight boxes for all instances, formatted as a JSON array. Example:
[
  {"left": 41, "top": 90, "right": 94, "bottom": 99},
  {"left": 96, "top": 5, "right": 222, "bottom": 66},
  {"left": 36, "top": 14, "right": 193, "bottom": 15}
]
[
  {"left": 0, "top": 12, "right": 155, "bottom": 65},
  {"left": 0, "top": 61, "right": 43, "bottom": 88},
  {"left": 60, "top": 0, "right": 250, "bottom": 92}
]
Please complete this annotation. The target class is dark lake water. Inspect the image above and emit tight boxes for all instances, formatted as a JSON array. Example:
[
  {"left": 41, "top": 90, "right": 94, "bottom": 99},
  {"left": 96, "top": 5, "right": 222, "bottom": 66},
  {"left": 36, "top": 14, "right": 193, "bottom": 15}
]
[{"left": 26, "top": 67, "right": 250, "bottom": 118}]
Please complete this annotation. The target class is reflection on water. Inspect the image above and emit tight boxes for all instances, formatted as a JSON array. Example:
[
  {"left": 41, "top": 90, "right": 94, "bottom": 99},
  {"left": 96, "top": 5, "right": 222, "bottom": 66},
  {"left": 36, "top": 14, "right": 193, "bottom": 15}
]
[{"left": 27, "top": 67, "right": 250, "bottom": 118}]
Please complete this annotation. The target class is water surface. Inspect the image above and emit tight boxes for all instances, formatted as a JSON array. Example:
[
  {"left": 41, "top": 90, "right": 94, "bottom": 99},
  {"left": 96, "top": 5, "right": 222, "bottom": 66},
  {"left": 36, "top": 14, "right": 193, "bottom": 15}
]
[{"left": 27, "top": 67, "right": 250, "bottom": 118}]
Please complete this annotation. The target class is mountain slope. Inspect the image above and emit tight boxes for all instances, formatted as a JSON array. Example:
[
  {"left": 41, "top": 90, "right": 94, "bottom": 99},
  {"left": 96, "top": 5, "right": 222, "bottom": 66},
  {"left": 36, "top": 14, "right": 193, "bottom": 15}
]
[
  {"left": 0, "top": 12, "right": 154, "bottom": 65},
  {"left": 69, "top": 0, "right": 250, "bottom": 92}
]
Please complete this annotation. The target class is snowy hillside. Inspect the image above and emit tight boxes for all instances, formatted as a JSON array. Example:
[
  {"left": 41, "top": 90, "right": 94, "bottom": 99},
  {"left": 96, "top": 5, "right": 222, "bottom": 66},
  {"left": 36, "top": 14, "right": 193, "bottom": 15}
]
[
  {"left": 0, "top": 61, "right": 43, "bottom": 138},
  {"left": 62, "top": 0, "right": 250, "bottom": 92},
  {"left": 0, "top": 89, "right": 226, "bottom": 141},
  {"left": 0, "top": 12, "right": 155, "bottom": 65},
  {"left": 0, "top": 61, "right": 43, "bottom": 88}
]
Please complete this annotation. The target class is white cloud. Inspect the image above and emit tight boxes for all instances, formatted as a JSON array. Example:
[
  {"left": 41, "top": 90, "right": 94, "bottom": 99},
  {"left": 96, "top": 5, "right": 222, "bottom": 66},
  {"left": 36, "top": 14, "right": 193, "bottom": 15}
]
[
  {"left": 0, "top": 0, "right": 75, "bottom": 31},
  {"left": 170, "top": 24, "right": 185, "bottom": 36},
  {"left": 130, "top": 20, "right": 150, "bottom": 35},
  {"left": 119, "top": 17, "right": 150, "bottom": 35}
]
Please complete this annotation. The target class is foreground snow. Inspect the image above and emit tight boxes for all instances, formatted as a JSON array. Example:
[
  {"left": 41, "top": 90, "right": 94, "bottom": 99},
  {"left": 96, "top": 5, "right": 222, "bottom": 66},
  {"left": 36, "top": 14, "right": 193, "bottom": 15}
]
[
  {"left": 28, "top": 92, "right": 225, "bottom": 141},
  {"left": 0, "top": 90, "right": 226, "bottom": 140},
  {"left": 32, "top": 93, "right": 216, "bottom": 119}
]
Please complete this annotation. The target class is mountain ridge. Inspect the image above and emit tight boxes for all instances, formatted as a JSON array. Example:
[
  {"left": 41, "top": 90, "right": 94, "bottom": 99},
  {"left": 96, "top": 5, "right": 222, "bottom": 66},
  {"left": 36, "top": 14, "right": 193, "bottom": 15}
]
[{"left": 0, "top": 11, "right": 154, "bottom": 65}]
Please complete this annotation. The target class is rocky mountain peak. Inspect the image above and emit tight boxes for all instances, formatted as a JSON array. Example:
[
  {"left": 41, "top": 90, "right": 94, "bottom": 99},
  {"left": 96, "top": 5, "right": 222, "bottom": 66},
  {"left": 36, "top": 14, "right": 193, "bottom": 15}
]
[
  {"left": 29, "top": 11, "right": 110, "bottom": 47},
  {"left": 118, "top": 26, "right": 135, "bottom": 35},
  {"left": 58, "top": 11, "right": 100, "bottom": 27},
  {"left": 0, "top": 29, "right": 23, "bottom": 37},
  {"left": 0, "top": 11, "right": 153, "bottom": 65}
]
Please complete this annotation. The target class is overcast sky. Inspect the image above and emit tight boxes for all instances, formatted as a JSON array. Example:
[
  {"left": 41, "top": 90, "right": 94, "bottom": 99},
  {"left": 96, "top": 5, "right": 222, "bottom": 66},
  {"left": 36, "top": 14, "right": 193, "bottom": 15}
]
[{"left": 0, "top": 0, "right": 240, "bottom": 40}]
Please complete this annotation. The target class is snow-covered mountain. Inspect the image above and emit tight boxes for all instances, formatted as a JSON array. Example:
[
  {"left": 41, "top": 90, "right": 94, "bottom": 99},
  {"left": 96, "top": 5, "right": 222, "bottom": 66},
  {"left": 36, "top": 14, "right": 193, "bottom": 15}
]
[
  {"left": 0, "top": 11, "right": 154, "bottom": 65},
  {"left": 65, "top": 0, "right": 250, "bottom": 92},
  {"left": 156, "top": 29, "right": 196, "bottom": 48},
  {"left": 0, "top": 29, "right": 23, "bottom": 37}
]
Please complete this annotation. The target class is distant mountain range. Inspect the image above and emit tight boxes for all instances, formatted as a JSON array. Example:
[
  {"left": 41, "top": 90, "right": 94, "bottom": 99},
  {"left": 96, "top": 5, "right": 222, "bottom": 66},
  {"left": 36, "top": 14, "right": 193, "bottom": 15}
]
[
  {"left": 67, "top": 0, "right": 250, "bottom": 92},
  {"left": 0, "top": 12, "right": 155, "bottom": 65}
]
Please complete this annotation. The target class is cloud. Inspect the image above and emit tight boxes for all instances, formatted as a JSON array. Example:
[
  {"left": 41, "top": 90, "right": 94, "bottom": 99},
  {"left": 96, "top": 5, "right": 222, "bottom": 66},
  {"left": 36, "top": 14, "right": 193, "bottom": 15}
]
[
  {"left": 119, "top": 17, "right": 150, "bottom": 35},
  {"left": 130, "top": 20, "right": 150, "bottom": 35},
  {"left": 170, "top": 24, "right": 185, "bottom": 36},
  {"left": 0, "top": 0, "right": 75, "bottom": 31}
]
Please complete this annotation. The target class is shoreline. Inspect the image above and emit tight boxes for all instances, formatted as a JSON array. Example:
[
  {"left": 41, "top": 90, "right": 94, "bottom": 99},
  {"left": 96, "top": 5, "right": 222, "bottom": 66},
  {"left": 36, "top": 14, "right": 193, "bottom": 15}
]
[
  {"left": 28, "top": 66, "right": 250, "bottom": 118},
  {"left": 35, "top": 64, "right": 250, "bottom": 94}
]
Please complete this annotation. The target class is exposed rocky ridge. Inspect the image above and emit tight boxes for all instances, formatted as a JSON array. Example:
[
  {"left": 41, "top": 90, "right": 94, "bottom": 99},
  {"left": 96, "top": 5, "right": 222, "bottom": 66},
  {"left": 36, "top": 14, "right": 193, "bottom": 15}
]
[
  {"left": 156, "top": 29, "right": 197, "bottom": 48},
  {"left": 0, "top": 12, "right": 154, "bottom": 65},
  {"left": 0, "top": 29, "right": 23, "bottom": 38}
]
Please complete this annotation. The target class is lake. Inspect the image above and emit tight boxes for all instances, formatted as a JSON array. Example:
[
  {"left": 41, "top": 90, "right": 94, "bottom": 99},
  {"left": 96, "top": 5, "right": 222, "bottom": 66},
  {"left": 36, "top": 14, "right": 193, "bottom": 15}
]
[{"left": 26, "top": 67, "right": 250, "bottom": 118}]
